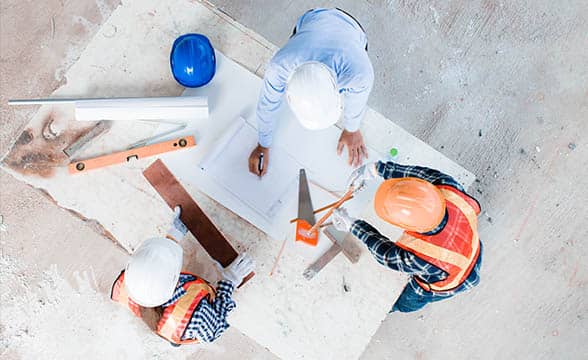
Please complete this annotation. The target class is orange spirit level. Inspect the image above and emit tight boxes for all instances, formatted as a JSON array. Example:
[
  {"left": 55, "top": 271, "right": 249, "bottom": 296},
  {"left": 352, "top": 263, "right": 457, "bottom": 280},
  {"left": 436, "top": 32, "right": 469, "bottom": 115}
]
[{"left": 68, "top": 136, "right": 195, "bottom": 174}]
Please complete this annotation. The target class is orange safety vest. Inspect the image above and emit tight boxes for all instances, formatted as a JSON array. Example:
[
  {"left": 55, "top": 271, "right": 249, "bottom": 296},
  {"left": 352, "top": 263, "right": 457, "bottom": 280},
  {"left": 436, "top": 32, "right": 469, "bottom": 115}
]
[
  {"left": 395, "top": 185, "right": 481, "bottom": 293},
  {"left": 110, "top": 270, "right": 215, "bottom": 345}
]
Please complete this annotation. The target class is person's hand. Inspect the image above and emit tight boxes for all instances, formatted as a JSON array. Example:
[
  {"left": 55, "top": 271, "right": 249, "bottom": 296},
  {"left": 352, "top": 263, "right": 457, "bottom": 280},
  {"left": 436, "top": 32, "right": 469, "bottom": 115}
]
[
  {"left": 347, "top": 162, "right": 378, "bottom": 192},
  {"left": 166, "top": 206, "right": 188, "bottom": 241},
  {"left": 219, "top": 253, "right": 255, "bottom": 286},
  {"left": 332, "top": 208, "right": 357, "bottom": 232},
  {"left": 337, "top": 130, "right": 368, "bottom": 168},
  {"left": 248, "top": 144, "right": 270, "bottom": 177}
]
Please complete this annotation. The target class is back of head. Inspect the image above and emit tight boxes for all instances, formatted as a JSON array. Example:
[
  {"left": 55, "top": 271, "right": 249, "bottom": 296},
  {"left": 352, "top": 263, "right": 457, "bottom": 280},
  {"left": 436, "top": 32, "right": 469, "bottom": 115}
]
[
  {"left": 374, "top": 178, "right": 446, "bottom": 233},
  {"left": 125, "top": 237, "right": 183, "bottom": 307},
  {"left": 286, "top": 62, "right": 342, "bottom": 130}
]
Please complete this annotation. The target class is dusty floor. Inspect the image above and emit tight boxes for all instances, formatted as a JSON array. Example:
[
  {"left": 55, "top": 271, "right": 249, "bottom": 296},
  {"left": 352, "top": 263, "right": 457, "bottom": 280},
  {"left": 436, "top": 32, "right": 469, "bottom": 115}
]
[{"left": 1, "top": 0, "right": 587, "bottom": 359}]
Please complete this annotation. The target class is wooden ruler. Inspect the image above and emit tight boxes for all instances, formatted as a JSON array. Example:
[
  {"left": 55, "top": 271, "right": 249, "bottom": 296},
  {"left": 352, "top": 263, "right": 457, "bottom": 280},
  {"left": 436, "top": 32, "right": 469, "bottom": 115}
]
[
  {"left": 69, "top": 136, "right": 195, "bottom": 174},
  {"left": 143, "top": 159, "right": 254, "bottom": 287}
]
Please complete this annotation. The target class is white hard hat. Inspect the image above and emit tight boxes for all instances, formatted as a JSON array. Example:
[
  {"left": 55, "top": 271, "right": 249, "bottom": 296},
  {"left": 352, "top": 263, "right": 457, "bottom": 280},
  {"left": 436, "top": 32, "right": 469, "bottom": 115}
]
[
  {"left": 125, "top": 237, "right": 183, "bottom": 307},
  {"left": 286, "top": 62, "right": 342, "bottom": 130}
]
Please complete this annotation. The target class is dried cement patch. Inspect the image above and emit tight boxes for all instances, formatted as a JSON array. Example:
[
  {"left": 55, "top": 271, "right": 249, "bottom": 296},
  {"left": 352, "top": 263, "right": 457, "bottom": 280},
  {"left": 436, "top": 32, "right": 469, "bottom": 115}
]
[
  {"left": 0, "top": 254, "right": 273, "bottom": 360},
  {"left": 0, "top": 255, "right": 190, "bottom": 359}
]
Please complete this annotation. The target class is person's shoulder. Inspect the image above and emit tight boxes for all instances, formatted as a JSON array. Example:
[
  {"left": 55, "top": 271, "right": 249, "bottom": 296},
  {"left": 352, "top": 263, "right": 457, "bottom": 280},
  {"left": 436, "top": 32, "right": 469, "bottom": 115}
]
[
  {"left": 266, "top": 45, "right": 307, "bottom": 80},
  {"left": 342, "top": 52, "right": 374, "bottom": 88},
  {"left": 298, "top": 8, "right": 335, "bottom": 23},
  {"left": 271, "top": 38, "right": 308, "bottom": 63},
  {"left": 353, "top": 49, "right": 374, "bottom": 75}
]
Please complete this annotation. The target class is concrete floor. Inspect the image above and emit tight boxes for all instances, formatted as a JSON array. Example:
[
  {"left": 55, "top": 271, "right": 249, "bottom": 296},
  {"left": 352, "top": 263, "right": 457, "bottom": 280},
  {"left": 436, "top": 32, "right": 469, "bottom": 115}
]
[{"left": 1, "top": 0, "right": 587, "bottom": 358}]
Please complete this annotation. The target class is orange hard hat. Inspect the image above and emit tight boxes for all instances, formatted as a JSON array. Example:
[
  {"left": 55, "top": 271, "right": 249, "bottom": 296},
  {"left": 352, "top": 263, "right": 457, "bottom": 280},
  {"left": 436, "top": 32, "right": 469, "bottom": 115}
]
[{"left": 374, "top": 178, "right": 446, "bottom": 233}]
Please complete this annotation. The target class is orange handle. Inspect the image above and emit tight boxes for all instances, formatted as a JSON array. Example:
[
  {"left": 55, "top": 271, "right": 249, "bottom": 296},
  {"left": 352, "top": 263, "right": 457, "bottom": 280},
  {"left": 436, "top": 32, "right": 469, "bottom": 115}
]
[
  {"left": 295, "top": 219, "right": 319, "bottom": 246},
  {"left": 307, "top": 188, "right": 354, "bottom": 235},
  {"left": 289, "top": 195, "right": 354, "bottom": 224},
  {"left": 69, "top": 136, "right": 195, "bottom": 174}
]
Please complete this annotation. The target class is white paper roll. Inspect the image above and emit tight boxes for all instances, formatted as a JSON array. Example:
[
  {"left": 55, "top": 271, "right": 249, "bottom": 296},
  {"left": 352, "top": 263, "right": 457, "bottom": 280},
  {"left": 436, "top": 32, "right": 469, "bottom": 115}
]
[{"left": 74, "top": 96, "right": 208, "bottom": 121}]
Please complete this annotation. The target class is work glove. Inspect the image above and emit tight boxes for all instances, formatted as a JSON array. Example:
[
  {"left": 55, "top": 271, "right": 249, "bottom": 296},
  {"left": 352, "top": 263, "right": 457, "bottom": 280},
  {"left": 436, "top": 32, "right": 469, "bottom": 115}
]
[
  {"left": 347, "top": 162, "right": 379, "bottom": 192},
  {"left": 166, "top": 206, "right": 188, "bottom": 242},
  {"left": 332, "top": 207, "right": 357, "bottom": 232},
  {"left": 219, "top": 253, "right": 255, "bottom": 286}
]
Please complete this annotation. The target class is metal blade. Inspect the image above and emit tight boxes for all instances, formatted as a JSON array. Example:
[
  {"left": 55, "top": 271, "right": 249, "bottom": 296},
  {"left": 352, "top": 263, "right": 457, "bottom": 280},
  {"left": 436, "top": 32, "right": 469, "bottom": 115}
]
[
  {"left": 297, "top": 169, "right": 316, "bottom": 225},
  {"left": 128, "top": 122, "right": 187, "bottom": 149},
  {"left": 63, "top": 120, "right": 112, "bottom": 158},
  {"left": 303, "top": 243, "right": 342, "bottom": 280}
]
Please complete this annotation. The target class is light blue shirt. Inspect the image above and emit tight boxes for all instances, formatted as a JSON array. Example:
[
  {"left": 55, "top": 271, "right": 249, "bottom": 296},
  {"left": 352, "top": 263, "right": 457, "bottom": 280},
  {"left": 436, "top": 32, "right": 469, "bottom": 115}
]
[{"left": 256, "top": 8, "right": 375, "bottom": 147}]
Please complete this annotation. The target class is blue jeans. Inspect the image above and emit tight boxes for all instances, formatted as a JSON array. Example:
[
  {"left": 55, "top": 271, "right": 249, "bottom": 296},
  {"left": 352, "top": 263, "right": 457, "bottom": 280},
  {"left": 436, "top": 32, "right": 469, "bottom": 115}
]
[{"left": 392, "top": 243, "right": 483, "bottom": 313}]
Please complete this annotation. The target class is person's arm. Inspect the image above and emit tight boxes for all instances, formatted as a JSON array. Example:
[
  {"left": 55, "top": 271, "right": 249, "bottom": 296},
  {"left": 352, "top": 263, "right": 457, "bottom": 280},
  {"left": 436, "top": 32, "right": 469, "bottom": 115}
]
[
  {"left": 196, "top": 253, "right": 254, "bottom": 342},
  {"left": 337, "top": 71, "right": 374, "bottom": 167},
  {"left": 194, "top": 280, "right": 236, "bottom": 342},
  {"left": 209, "top": 280, "right": 236, "bottom": 325},
  {"left": 375, "top": 161, "right": 465, "bottom": 191},
  {"left": 350, "top": 220, "right": 445, "bottom": 276},
  {"left": 256, "top": 62, "right": 289, "bottom": 148},
  {"left": 341, "top": 72, "right": 373, "bottom": 133},
  {"left": 336, "top": 58, "right": 374, "bottom": 167}
]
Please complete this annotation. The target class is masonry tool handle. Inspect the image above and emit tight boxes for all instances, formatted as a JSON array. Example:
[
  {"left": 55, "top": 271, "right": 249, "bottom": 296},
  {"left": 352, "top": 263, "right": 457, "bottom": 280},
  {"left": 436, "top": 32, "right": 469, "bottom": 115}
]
[
  {"left": 307, "top": 188, "right": 354, "bottom": 235},
  {"left": 289, "top": 196, "right": 354, "bottom": 224}
]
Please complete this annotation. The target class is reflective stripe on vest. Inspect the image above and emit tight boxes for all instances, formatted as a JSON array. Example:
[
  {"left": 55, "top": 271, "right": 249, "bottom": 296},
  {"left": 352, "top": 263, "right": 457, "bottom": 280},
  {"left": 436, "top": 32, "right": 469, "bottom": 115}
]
[
  {"left": 157, "top": 280, "right": 215, "bottom": 345},
  {"left": 110, "top": 271, "right": 215, "bottom": 345},
  {"left": 110, "top": 271, "right": 142, "bottom": 318},
  {"left": 396, "top": 186, "right": 481, "bottom": 292}
]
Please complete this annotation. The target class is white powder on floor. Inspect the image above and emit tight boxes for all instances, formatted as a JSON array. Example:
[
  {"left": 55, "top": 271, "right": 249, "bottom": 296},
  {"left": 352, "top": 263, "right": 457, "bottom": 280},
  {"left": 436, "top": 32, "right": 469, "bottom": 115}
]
[{"left": 0, "top": 254, "right": 208, "bottom": 359}]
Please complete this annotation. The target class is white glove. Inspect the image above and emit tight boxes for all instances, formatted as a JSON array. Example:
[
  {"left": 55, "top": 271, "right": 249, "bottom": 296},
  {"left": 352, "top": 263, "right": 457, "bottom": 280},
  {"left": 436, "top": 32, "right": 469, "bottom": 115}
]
[
  {"left": 166, "top": 206, "right": 188, "bottom": 241},
  {"left": 347, "top": 162, "right": 378, "bottom": 192},
  {"left": 220, "top": 253, "right": 255, "bottom": 286},
  {"left": 332, "top": 208, "right": 357, "bottom": 232}
]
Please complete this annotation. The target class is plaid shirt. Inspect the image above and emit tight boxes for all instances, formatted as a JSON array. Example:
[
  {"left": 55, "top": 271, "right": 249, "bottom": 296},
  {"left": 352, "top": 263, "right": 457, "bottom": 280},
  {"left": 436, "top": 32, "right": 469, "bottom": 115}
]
[
  {"left": 351, "top": 161, "right": 481, "bottom": 299},
  {"left": 161, "top": 275, "right": 236, "bottom": 343}
]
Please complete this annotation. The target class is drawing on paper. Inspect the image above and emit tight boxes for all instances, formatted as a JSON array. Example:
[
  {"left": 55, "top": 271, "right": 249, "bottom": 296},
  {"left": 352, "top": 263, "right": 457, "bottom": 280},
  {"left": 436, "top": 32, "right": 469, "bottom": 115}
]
[{"left": 200, "top": 117, "right": 302, "bottom": 220}]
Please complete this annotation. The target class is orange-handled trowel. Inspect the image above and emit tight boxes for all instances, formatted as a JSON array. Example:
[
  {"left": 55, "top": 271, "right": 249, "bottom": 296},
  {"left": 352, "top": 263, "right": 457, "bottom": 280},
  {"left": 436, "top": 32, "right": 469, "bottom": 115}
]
[{"left": 295, "top": 169, "right": 319, "bottom": 246}]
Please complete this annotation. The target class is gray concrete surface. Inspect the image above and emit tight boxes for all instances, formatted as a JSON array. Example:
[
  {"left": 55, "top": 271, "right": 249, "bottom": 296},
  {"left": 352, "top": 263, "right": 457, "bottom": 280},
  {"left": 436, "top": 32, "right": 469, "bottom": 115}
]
[
  {"left": 1, "top": 0, "right": 587, "bottom": 358},
  {"left": 212, "top": 1, "right": 588, "bottom": 358}
]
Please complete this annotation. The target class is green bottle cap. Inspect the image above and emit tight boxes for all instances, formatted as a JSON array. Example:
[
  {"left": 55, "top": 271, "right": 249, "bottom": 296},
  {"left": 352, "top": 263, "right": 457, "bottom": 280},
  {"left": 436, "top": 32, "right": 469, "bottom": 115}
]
[{"left": 389, "top": 147, "right": 398, "bottom": 157}]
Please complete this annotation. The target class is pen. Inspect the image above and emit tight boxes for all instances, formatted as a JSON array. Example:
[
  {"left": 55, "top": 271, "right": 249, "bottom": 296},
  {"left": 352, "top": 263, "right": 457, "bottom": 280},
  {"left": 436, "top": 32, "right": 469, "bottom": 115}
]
[{"left": 258, "top": 152, "right": 264, "bottom": 176}]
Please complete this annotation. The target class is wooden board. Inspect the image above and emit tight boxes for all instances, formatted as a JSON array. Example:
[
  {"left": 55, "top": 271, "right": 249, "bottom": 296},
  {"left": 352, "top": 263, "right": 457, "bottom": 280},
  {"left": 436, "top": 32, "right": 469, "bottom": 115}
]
[{"left": 143, "top": 159, "right": 254, "bottom": 286}]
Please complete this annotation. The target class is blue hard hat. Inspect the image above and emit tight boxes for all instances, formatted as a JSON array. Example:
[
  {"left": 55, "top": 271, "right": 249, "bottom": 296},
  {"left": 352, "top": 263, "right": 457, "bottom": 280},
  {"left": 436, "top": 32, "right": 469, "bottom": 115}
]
[{"left": 170, "top": 34, "right": 216, "bottom": 88}]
